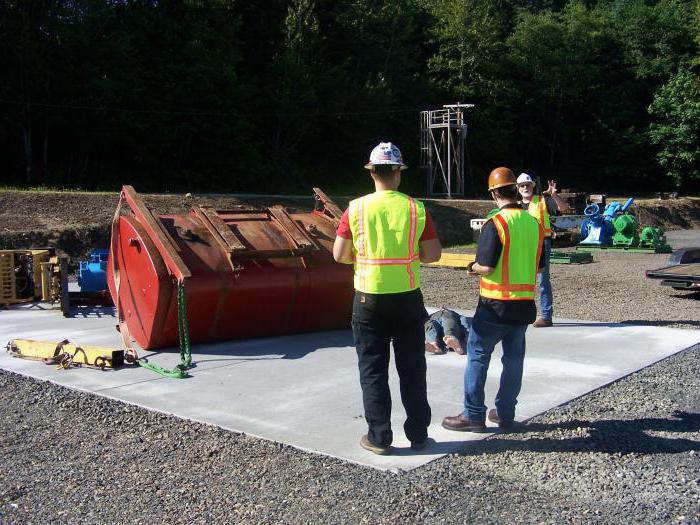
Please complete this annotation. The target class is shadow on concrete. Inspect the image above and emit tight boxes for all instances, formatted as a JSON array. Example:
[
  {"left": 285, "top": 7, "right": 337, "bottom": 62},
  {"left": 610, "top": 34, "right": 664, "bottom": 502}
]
[
  {"left": 142, "top": 329, "right": 355, "bottom": 366},
  {"left": 621, "top": 319, "right": 700, "bottom": 328},
  {"left": 453, "top": 410, "right": 700, "bottom": 456},
  {"left": 66, "top": 306, "right": 116, "bottom": 319},
  {"left": 551, "top": 321, "right": 624, "bottom": 328}
]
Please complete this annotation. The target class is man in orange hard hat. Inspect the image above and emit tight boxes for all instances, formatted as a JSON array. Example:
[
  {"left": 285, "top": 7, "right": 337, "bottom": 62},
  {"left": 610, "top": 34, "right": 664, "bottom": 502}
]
[
  {"left": 442, "top": 167, "right": 544, "bottom": 432},
  {"left": 333, "top": 142, "right": 442, "bottom": 455}
]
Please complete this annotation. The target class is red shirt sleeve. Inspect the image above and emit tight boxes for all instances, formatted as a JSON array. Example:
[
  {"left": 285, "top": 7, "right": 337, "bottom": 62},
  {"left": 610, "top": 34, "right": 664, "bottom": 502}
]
[
  {"left": 336, "top": 209, "right": 352, "bottom": 239},
  {"left": 421, "top": 211, "right": 438, "bottom": 241},
  {"left": 336, "top": 208, "right": 438, "bottom": 241}
]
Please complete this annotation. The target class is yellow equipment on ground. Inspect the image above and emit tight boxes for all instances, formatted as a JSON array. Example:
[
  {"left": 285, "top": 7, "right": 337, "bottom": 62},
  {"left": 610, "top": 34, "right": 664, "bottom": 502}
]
[
  {"left": 6, "top": 339, "right": 125, "bottom": 370},
  {"left": 424, "top": 252, "right": 476, "bottom": 269},
  {"left": 0, "top": 250, "right": 69, "bottom": 314}
]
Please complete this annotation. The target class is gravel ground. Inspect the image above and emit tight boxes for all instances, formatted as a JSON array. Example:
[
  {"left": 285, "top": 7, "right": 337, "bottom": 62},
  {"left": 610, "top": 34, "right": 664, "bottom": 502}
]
[
  {"left": 422, "top": 249, "right": 699, "bottom": 330},
  {"left": 1, "top": 249, "right": 699, "bottom": 524}
]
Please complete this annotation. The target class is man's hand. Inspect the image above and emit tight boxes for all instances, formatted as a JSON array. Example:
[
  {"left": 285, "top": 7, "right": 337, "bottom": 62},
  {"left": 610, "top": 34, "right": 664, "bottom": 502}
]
[
  {"left": 543, "top": 180, "right": 557, "bottom": 195},
  {"left": 467, "top": 261, "right": 493, "bottom": 277}
]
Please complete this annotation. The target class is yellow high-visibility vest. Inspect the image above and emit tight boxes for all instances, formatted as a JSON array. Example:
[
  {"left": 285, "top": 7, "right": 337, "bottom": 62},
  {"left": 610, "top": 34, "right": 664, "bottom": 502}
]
[
  {"left": 528, "top": 195, "right": 552, "bottom": 237},
  {"left": 348, "top": 191, "right": 426, "bottom": 294},
  {"left": 480, "top": 208, "right": 543, "bottom": 301}
]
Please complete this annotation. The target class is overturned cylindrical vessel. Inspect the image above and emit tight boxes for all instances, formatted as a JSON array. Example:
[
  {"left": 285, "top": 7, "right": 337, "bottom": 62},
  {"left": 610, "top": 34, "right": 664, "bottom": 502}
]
[{"left": 108, "top": 186, "right": 353, "bottom": 350}]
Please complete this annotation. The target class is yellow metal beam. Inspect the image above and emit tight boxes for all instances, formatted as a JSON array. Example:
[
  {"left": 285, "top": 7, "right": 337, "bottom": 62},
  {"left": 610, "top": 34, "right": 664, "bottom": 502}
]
[
  {"left": 423, "top": 252, "right": 476, "bottom": 269},
  {"left": 7, "top": 339, "right": 125, "bottom": 369}
]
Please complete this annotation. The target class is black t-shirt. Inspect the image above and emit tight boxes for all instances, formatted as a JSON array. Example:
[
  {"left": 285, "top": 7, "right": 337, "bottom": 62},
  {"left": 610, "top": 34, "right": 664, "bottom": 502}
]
[{"left": 474, "top": 203, "right": 543, "bottom": 325}]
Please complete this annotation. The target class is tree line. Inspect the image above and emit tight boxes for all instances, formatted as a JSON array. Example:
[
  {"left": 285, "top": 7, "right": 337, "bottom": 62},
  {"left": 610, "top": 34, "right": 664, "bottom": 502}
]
[{"left": 0, "top": 0, "right": 698, "bottom": 196}]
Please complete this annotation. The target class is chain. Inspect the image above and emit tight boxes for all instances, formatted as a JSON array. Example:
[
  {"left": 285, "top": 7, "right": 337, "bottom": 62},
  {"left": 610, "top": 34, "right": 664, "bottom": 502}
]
[{"left": 137, "top": 281, "right": 193, "bottom": 379}]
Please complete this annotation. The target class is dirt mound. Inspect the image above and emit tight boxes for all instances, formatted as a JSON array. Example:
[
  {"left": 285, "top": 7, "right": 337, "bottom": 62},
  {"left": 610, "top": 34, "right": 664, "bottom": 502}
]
[
  {"left": 632, "top": 198, "right": 700, "bottom": 230},
  {"left": 0, "top": 191, "right": 697, "bottom": 258}
]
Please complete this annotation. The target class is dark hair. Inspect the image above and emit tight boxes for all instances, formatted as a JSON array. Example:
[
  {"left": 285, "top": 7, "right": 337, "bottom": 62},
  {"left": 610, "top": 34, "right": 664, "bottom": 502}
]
[
  {"left": 492, "top": 184, "right": 518, "bottom": 200},
  {"left": 371, "top": 164, "right": 399, "bottom": 176},
  {"left": 370, "top": 164, "right": 400, "bottom": 183}
]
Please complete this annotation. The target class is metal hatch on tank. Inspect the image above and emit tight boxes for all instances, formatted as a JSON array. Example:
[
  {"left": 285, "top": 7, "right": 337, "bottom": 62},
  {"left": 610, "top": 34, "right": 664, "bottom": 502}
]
[{"left": 107, "top": 186, "right": 353, "bottom": 350}]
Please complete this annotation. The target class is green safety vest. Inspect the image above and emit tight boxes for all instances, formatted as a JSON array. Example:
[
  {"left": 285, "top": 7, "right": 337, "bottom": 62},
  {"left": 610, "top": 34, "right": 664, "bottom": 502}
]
[
  {"left": 480, "top": 208, "right": 543, "bottom": 301},
  {"left": 348, "top": 191, "right": 426, "bottom": 294},
  {"left": 528, "top": 195, "right": 552, "bottom": 237}
]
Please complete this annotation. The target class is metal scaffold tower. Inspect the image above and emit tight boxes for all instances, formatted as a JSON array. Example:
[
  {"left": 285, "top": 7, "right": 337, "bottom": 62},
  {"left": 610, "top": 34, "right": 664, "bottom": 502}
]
[{"left": 420, "top": 103, "right": 474, "bottom": 198}]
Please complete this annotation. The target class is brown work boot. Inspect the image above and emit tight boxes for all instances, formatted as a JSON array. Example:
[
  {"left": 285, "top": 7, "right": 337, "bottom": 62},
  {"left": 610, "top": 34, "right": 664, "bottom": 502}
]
[
  {"left": 360, "top": 435, "right": 392, "bottom": 455},
  {"left": 441, "top": 414, "right": 486, "bottom": 432},
  {"left": 533, "top": 318, "right": 553, "bottom": 328},
  {"left": 443, "top": 335, "right": 465, "bottom": 355},
  {"left": 488, "top": 408, "right": 514, "bottom": 429},
  {"left": 425, "top": 341, "right": 445, "bottom": 354}
]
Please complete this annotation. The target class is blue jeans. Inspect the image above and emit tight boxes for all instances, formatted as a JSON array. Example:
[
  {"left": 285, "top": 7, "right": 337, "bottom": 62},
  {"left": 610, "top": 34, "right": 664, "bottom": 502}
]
[
  {"left": 424, "top": 309, "right": 470, "bottom": 351},
  {"left": 538, "top": 238, "right": 553, "bottom": 320},
  {"left": 464, "top": 319, "right": 528, "bottom": 422}
]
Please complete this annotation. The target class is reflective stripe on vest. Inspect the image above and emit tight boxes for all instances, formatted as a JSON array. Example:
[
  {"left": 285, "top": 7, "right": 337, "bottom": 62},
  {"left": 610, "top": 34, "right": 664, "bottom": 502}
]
[
  {"left": 349, "top": 191, "right": 426, "bottom": 294},
  {"left": 528, "top": 195, "right": 552, "bottom": 237},
  {"left": 479, "top": 208, "right": 543, "bottom": 301}
]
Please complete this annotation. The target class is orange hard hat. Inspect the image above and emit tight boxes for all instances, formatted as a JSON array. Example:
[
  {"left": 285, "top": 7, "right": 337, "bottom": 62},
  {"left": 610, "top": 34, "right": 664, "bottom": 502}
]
[{"left": 487, "top": 167, "right": 516, "bottom": 191}]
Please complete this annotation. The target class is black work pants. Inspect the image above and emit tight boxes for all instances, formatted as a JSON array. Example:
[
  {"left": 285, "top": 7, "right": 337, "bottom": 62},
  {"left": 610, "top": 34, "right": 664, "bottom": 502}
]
[{"left": 352, "top": 289, "right": 431, "bottom": 447}]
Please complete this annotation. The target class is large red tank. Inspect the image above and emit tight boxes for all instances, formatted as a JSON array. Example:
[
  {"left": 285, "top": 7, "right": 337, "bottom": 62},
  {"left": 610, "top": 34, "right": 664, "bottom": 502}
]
[{"left": 107, "top": 186, "right": 353, "bottom": 350}]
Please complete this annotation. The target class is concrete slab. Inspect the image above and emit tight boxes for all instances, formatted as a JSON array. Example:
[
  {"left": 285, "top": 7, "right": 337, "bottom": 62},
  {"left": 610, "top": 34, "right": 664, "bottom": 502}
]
[{"left": 0, "top": 303, "right": 697, "bottom": 471}]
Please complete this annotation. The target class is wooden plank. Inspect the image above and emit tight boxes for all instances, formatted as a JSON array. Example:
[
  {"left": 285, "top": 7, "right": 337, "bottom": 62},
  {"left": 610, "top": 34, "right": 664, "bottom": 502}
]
[
  {"left": 269, "top": 205, "right": 316, "bottom": 252},
  {"left": 191, "top": 205, "right": 237, "bottom": 272},
  {"left": 121, "top": 186, "right": 191, "bottom": 280},
  {"left": 192, "top": 205, "right": 235, "bottom": 254},
  {"left": 313, "top": 187, "right": 343, "bottom": 223},
  {"left": 424, "top": 252, "right": 475, "bottom": 268},
  {"left": 198, "top": 206, "right": 247, "bottom": 253}
]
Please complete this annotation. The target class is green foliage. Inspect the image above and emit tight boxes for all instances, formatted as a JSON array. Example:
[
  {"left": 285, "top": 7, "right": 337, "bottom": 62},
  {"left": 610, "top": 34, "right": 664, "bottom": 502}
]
[
  {"left": 648, "top": 68, "right": 700, "bottom": 190},
  {"left": 0, "top": 0, "right": 697, "bottom": 195},
  {"left": 613, "top": 0, "right": 695, "bottom": 80},
  {"left": 505, "top": 3, "right": 632, "bottom": 187}
]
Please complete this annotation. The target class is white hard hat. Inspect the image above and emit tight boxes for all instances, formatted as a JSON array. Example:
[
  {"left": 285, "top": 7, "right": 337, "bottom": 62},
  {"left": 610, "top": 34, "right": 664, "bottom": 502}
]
[
  {"left": 364, "top": 142, "right": 407, "bottom": 170},
  {"left": 517, "top": 173, "right": 534, "bottom": 185}
]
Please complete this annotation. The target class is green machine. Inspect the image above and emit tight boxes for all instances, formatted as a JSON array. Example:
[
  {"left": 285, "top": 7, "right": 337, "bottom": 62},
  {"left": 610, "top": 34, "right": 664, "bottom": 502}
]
[
  {"left": 612, "top": 215, "right": 669, "bottom": 250},
  {"left": 639, "top": 226, "right": 667, "bottom": 249},
  {"left": 612, "top": 214, "right": 639, "bottom": 247}
]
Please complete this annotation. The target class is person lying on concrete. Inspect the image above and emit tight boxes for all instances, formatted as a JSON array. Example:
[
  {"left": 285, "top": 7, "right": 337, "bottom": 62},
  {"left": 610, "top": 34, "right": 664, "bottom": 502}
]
[
  {"left": 333, "top": 141, "right": 442, "bottom": 456},
  {"left": 442, "top": 167, "right": 545, "bottom": 433},
  {"left": 517, "top": 173, "right": 567, "bottom": 328},
  {"left": 424, "top": 308, "right": 470, "bottom": 355}
]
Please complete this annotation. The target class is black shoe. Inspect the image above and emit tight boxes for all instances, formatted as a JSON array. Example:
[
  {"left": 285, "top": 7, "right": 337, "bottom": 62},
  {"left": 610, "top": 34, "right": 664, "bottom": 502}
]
[
  {"left": 441, "top": 414, "right": 487, "bottom": 432},
  {"left": 410, "top": 440, "right": 428, "bottom": 451},
  {"left": 360, "top": 435, "right": 392, "bottom": 455},
  {"left": 488, "top": 408, "right": 514, "bottom": 429}
]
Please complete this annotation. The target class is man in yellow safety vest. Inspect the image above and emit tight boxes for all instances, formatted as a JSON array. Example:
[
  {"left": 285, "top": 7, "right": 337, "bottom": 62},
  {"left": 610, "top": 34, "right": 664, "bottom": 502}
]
[
  {"left": 333, "top": 142, "right": 442, "bottom": 455},
  {"left": 442, "top": 167, "right": 544, "bottom": 432},
  {"left": 517, "top": 173, "right": 567, "bottom": 327}
]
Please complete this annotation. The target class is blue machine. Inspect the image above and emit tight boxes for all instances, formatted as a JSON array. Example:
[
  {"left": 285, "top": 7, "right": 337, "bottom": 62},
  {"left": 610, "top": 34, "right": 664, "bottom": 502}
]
[
  {"left": 579, "top": 198, "right": 634, "bottom": 245},
  {"left": 77, "top": 249, "right": 110, "bottom": 292}
]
